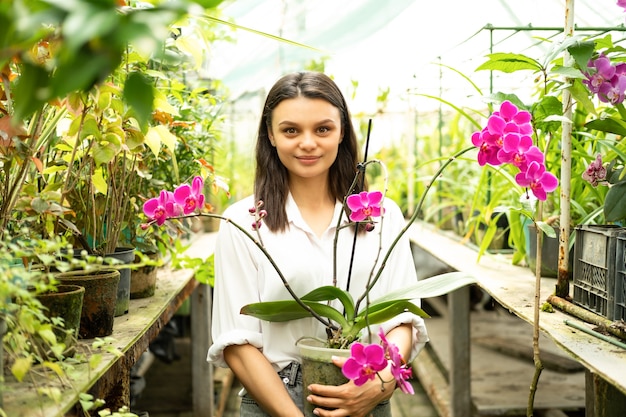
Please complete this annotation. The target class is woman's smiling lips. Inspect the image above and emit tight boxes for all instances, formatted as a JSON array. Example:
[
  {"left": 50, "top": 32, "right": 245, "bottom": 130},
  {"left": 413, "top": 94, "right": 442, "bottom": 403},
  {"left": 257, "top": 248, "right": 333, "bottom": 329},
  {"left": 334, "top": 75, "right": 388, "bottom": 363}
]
[{"left": 296, "top": 155, "right": 321, "bottom": 165}]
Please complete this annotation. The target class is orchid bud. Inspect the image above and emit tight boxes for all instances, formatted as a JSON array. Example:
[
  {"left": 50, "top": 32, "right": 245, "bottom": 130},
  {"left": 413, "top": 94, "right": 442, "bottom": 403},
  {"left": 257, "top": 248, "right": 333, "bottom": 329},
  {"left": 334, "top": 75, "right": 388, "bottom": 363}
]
[
  {"left": 258, "top": 210, "right": 267, "bottom": 218},
  {"left": 249, "top": 206, "right": 257, "bottom": 215},
  {"left": 256, "top": 200, "right": 264, "bottom": 208},
  {"left": 365, "top": 222, "right": 375, "bottom": 232}
]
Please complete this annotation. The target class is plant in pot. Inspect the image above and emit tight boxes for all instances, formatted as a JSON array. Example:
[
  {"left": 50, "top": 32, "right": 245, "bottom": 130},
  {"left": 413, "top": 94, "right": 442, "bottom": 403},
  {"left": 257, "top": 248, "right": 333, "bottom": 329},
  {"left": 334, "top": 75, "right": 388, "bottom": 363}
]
[
  {"left": 0, "top": 234, "right": 87, "bottom": 408},
  {"left": 143, "top": 152, "right": 478, "bottom": 414},
  {"left": 1, "top": 0, "right": 225, "bottom": 413}
]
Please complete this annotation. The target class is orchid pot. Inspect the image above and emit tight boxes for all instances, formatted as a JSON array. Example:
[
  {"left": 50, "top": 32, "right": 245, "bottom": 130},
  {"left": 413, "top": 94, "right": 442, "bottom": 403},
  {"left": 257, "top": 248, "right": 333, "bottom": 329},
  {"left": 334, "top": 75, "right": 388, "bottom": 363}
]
[{"left": 297, "top": 338, "right": 351, "bottom": 416}]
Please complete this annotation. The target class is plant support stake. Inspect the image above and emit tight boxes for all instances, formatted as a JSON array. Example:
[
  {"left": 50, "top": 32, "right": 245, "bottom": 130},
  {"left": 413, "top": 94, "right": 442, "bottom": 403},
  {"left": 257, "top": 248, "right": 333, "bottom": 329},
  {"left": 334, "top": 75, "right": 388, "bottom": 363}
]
[
  {"left": 564, "top": 320, "right": 626, "bottom": 350},
  {"left": 556, "top": 0, "right": 575, "bottom": 299}
]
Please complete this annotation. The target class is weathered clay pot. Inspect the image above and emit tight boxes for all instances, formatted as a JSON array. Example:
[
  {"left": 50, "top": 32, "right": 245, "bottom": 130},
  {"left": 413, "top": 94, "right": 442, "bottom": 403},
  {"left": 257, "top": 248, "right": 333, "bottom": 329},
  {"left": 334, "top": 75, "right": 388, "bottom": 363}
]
[
  {"left": 130, "top": 252, "right": 159, "bottom": 299},
  {"left": 105, "top": 247, "right": 135, "bottom": 316},
  {"left": 55, "top": 269, "right": 120, "bottom": 339},
  {"left": 36, "top": 284, "right": 85, "bottom": 356}
]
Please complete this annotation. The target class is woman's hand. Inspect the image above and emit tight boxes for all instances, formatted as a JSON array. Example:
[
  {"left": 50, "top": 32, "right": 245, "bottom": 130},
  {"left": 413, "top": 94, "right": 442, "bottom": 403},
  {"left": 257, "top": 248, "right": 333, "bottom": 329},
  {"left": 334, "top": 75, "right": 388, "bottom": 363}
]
[{"left": 305, "top": 355, "right": 395, "bottom": 417}]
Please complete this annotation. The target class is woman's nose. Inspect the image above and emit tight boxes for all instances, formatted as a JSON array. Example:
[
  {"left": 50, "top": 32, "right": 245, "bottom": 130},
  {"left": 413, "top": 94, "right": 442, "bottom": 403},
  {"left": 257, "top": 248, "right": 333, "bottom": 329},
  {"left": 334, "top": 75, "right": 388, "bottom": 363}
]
[{"left": 299, "top": 132, "right": 317, "bottom": 149}]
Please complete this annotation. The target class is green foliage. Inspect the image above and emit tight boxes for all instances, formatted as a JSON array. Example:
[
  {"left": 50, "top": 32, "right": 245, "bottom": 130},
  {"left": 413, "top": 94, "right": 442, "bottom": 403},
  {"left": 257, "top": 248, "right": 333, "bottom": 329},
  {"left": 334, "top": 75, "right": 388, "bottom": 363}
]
[
  {"left": 242, "top": 272, "right": 474, "bottom": 347},
  {"left": 475, "top": 52, "right": 543, "bottom": 73}
]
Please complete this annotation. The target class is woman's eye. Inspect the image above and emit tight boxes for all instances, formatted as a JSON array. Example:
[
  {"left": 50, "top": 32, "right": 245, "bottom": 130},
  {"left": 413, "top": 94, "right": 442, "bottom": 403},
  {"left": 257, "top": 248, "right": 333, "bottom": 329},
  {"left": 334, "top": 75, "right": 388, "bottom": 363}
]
[
  {"left": 284, "top": 127, "right": 297, "bottom": 135},
  {"left": 318, "top": 126, "right": 330, "bottom": 134}
]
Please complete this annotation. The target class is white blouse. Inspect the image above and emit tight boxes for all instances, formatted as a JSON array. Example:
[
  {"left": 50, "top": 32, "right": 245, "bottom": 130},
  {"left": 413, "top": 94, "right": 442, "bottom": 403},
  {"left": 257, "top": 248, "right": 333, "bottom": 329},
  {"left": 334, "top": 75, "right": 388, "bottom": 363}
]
[{"left": 207, "top": 193, "right": 429, "bottom": 371}]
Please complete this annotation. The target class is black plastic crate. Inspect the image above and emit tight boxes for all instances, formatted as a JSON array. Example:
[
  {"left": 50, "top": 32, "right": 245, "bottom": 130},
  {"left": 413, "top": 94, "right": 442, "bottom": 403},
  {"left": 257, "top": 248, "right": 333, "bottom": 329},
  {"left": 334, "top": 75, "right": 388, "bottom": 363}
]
[
  {"left": 572, "top": 225, "right": 625, "bottom": 320},
  {"left": 614, "top": 232, "right": 626, "bottom": 321}
]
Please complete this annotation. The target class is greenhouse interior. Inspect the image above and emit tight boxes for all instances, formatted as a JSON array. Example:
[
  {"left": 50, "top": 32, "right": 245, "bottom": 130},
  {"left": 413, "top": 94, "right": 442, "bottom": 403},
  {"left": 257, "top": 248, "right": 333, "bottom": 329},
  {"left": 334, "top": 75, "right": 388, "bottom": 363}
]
[{"left": 2, "top": 1, "right": 626, "bottom": 417}]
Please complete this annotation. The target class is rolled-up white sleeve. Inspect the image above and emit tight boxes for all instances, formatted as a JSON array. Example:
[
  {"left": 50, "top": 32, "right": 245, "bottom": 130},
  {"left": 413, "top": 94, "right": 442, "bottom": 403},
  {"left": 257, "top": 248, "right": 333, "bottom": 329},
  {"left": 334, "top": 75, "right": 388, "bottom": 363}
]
[{"left": 207, "top": 198, "right": 264, "bottom": 368}]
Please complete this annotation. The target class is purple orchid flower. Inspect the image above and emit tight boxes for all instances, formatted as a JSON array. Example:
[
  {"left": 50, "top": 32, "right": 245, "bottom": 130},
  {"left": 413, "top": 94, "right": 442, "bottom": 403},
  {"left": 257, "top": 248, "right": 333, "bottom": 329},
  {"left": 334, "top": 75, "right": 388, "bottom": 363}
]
[
  {"left": 582, "top": 154, "right": 607, "bottom": 187},
  {"left": 598, "top": 73, "right": 626, "bottom": 105},
  {"left": 584, "top": 55, "right": 616, "bottom": 94}
]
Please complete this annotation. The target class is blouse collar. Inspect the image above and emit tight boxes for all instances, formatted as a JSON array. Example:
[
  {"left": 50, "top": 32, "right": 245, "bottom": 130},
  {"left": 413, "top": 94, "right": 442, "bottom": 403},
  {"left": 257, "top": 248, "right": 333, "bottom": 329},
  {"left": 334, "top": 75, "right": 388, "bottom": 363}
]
[{"left": 285, "top": 192, "right": 350, "bottom": 235}]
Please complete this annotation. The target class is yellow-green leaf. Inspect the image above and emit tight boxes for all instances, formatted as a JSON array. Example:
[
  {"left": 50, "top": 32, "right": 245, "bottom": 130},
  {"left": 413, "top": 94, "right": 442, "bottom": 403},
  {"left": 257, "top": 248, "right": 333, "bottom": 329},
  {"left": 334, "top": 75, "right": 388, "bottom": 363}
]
[
  {"left": 154, "top": 90, "right": 180, "bottom": 116},
  {"left": 11, "top": 357, "right": 32, "bottom": 382},
  {"left": 175, "top": 36, "right": 203, "bottom": 70},
  {"left": 41, "top": 360, "right": 65, "bottom": 378},
  {"left": 38, "top": 327, "right": 57, "bottom": 345},
  {"left": 92, "top": 167, "right": 107, "bottom": 195},
  {"left": 145, "top": 125, "right": 178, "bottom": 156}
]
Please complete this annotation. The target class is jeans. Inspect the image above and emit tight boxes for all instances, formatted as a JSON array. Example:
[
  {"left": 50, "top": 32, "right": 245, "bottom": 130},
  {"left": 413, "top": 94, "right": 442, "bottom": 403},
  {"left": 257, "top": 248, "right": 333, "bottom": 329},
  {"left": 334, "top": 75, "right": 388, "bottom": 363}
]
[{"left": 239, "top": 361, "right": 391, "bottom": 417}]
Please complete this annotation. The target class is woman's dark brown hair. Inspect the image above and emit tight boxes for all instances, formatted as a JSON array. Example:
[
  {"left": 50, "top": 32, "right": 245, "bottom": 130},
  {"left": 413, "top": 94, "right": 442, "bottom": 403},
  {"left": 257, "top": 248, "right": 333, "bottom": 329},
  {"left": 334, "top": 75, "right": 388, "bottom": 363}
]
[{"left": 254, "top": 72, "right": 363, "bottom": 232}]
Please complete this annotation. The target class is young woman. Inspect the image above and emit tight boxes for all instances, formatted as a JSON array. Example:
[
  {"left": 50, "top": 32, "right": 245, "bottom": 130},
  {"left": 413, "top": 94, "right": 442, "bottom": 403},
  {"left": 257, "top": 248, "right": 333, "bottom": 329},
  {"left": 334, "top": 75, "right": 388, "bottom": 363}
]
[{"left": 207, "top": 72, "right": 428, "bottom": 417}]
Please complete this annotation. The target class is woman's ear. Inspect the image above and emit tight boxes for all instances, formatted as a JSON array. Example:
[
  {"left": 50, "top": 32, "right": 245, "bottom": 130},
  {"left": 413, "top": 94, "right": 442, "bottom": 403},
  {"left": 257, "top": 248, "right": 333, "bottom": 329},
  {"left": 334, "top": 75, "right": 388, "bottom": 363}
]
[{"left": 267, "top": 129, "right": 276, "bottom": 146}]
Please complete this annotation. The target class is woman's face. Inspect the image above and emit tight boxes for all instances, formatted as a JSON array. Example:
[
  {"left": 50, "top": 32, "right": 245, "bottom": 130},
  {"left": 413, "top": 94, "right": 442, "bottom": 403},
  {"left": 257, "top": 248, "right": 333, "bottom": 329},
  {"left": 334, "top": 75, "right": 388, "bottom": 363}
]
[{"left": 268, "top": 96, "right": 343, "bottom": 183}]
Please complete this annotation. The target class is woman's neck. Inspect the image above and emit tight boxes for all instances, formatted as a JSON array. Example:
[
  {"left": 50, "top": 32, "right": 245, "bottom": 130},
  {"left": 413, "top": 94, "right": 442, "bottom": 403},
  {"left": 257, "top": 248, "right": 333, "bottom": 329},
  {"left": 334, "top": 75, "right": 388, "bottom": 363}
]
[{"left": 289, "top": 176, "right": 336, "bottom": 236}]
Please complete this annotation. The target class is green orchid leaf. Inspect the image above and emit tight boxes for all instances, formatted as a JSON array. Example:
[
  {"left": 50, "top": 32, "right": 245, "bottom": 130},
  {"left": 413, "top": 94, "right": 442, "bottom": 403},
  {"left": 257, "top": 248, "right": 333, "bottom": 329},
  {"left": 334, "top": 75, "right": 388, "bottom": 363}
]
[
  {"left": 585, "top": 117, "right": 626, "bottom": 137},
  {"left": 371, "top": 272, "right": 476, "bottom": 304},
  {"left": 536, "top": 221, "right": 557, "bottom": 239},
  {"left": 240, "top": 300, "right": 347, "bottom": 329},
  {"left": 349, "top": 301, "right": 429, "bottom": 337},
  {"left": 604, "top": 181, "right": 626, "bottom": 222},
  {"left": 566, "top": 39, "right": 596, "bottom": 72},
  {"left": 476, "top": 53, "right": 542, "bottom": 73},
  {"left": 302, "top": 286, "right": 355, "bottom": 321}
]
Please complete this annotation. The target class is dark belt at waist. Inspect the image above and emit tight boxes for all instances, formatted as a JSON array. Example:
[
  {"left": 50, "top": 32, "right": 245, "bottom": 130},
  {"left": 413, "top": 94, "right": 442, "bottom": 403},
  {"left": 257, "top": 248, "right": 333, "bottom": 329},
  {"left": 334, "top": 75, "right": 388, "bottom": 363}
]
[{"left": 278, "top": 361, "right": 302, "bottom": 387}]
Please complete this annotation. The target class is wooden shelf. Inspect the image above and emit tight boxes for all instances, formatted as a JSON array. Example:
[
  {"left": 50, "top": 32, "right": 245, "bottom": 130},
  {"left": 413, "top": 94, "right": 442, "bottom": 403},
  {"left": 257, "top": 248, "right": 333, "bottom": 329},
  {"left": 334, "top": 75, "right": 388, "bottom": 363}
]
[
  {"left": 2, "top": 233, "right": 217, "bottom": 417},
  {"left": 408, "top": 221, "right": 626, "bottom": 415}
]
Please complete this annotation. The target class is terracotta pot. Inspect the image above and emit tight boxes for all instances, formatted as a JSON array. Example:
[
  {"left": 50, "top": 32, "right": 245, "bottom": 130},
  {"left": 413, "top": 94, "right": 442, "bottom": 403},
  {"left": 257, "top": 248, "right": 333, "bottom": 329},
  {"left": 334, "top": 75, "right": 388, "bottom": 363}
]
[
  {"left": 297, "top": 338, "right": 350, "bottom": 416},
  {"left": 55, "top": 269, "right": 119, "bottom": 339}
]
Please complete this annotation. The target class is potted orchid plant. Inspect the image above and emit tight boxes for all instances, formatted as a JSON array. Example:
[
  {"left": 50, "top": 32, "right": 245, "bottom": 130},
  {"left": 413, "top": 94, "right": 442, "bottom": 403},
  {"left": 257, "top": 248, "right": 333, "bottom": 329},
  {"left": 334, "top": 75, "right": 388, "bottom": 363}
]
[
  {"left": 142, "top": 154, "right": 478, "bottom": 392},
  {"left": 577, "top": 48, "right": 626, "bottom": 224}
]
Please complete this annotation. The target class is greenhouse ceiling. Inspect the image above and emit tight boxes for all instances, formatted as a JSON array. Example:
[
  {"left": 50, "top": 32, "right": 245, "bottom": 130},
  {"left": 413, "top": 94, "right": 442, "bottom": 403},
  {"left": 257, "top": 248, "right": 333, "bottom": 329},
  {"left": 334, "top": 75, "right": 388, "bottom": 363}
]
[{"left": 207, "top": 0, "right": 626, "bottom": 112}]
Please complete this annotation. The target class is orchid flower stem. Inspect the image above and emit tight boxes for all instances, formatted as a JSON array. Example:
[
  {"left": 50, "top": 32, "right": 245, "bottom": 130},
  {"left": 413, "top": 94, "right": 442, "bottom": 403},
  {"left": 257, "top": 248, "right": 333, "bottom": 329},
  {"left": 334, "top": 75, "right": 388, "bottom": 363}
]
[
  {"left": 169, "top": 213, "right": 337, "bottom": 331},
  {"left": 355, "top": 146, "right": 475, "bottom": 312},
  {"left": 332, "top": 159, "right": 380, "bottom": 288},
  {"left": 346, "top": 119, "right": 373, "bottom": 292},
  {"left": 363, "top": 161, "right": 388, "bottom": 342}
]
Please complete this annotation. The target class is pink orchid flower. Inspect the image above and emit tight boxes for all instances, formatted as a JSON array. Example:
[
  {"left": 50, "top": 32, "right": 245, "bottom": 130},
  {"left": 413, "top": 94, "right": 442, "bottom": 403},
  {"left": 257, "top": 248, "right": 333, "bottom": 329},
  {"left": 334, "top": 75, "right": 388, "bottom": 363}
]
[
  {"left": 173, "top": 176, "right": 206, "bottom": 214},
  {"left": 471, "top": 128, "right": 502, "bottom": 166},
  {"left": 378, "top": 328, "right": 414, "bottom": 394},
  {"left": 341, "top": 342, "right": 388, "bottom": 386},
  {"left": 515, "top": 161, "right": 559, "bottom": 201},
  {"left": 497, "top": 132, "right": 544, "bottom": 172},
  {"left": 143, "top": 190, "right": 178, "bottom": 225},
  {"left": 346, "top": 191, "right": 384, "bottom": 222}
]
